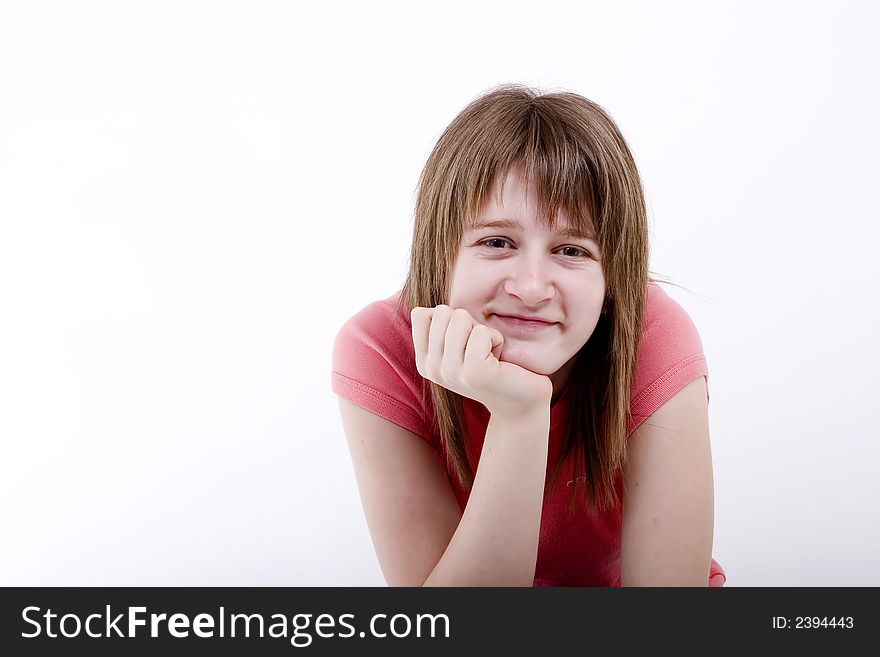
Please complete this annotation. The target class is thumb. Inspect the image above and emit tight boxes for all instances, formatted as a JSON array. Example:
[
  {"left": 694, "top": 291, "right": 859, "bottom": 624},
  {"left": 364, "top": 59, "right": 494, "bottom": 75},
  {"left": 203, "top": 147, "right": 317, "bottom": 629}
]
[{"left": 488, "top": 326, "right": 504, "bottom": 360}]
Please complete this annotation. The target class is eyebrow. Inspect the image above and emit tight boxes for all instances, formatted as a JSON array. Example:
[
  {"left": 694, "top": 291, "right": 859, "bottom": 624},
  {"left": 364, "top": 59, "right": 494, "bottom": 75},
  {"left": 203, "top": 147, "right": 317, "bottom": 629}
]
[{"left": 469, "top": 218, "right": 597, "bottom": 241}]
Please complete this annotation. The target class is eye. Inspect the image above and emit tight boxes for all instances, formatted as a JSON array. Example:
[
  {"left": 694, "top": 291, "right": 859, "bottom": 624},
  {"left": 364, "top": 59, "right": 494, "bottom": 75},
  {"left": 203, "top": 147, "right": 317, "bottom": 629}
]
[
  {"left": 478, "top": 239, "right": 594, "bottom": 259},
  {"left": 559, "top": 245, "right": 592, "bottom": 259},
  {"left": 479, "top": 238, "right": 512, "bottom": 250}
]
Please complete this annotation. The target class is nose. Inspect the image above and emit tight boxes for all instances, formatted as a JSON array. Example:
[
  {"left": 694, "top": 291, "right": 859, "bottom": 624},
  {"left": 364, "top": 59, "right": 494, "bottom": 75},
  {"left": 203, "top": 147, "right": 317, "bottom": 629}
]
[{"left": 502, "top": 251, "right": 555, "bottom": 306}]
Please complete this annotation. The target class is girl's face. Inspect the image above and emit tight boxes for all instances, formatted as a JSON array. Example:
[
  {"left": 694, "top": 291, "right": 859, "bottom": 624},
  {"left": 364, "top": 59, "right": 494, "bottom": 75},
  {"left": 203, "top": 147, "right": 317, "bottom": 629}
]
[{"left": 448, "top": 165, "right": 606, "bottom": 396}]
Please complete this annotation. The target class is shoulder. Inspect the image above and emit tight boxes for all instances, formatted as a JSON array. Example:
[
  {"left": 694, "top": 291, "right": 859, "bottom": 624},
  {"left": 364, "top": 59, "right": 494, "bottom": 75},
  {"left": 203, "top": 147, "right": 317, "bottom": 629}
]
[
  {"left": 331, "top": 290, "right": 435, "bottom": 444},
  {"left": 335, "top": 289, "right": 409, "bottom": 335},
  {"left": 629, "top": 283, "right": 709, "bottom": 433},
  {"left": 332, "top": 290, "right": 414, "bottom": 366},
  {"left": 642, "top": 282, "right": 704, "bottom": 347}
]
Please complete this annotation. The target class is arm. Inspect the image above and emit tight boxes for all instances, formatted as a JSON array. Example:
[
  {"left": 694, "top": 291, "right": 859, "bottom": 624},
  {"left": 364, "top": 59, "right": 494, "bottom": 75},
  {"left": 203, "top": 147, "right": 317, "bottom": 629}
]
[
  {"left": 338, "top": 396, "right": 550, "bottom": 587},
  {"left": 620, "top": 376, "right": 715, "bottom": 586},
  {"left": 424, "top": 403, "right": 550, "bottom": 586}
]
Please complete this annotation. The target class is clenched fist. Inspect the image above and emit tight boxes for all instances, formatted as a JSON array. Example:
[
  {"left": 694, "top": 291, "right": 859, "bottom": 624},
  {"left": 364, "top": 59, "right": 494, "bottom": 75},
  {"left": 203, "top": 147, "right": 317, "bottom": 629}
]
[{"left": 410, "top": 305, "right": 553, "bottom": 417}]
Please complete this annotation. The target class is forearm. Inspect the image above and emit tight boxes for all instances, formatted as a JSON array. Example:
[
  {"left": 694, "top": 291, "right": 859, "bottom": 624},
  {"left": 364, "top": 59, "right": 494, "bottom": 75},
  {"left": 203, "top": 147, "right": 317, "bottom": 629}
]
[{"left": 422, "top": 405, "right": 550, "bottom": 586}]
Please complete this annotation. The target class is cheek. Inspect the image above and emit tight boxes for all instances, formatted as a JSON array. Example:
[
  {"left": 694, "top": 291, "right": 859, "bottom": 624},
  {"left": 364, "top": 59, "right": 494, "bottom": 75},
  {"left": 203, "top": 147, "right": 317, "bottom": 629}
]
[
  {"left": 571, "top": 309, "right": 603, "bottom": 338},
  {"left": 448, "top": 259, "right": 489, "bottom": 305},
  {"left": 447, "top": 274, "right": 466, "bottom": 307},
  {"left": 447, "top": 258, "right": 466, "bottom": 304},
  {"left": 555, "top": 306, "right": 602, "bottom": 346}
]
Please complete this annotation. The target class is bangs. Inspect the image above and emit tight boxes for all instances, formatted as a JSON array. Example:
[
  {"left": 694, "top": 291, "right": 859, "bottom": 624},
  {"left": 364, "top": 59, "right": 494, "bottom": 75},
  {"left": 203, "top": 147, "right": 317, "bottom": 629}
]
[{"left": 458, "top": 98, "right": 603, "bottom": 241}]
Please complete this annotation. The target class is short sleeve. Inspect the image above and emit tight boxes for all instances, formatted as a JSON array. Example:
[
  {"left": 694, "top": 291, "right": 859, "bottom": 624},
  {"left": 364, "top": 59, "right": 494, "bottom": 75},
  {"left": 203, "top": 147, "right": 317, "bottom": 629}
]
[
  {"left": 628, "top": 284, "right": 710, "bottom": 434},
  {"left": 331, "top": 295, "right": 437, "bottom": 448}
]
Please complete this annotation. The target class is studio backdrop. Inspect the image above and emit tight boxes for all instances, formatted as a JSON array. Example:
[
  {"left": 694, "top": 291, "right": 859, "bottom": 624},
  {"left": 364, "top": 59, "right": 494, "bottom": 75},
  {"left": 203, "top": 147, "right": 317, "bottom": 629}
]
[{"left": 1, "top": 0, "right": 877, "bottom": 586}]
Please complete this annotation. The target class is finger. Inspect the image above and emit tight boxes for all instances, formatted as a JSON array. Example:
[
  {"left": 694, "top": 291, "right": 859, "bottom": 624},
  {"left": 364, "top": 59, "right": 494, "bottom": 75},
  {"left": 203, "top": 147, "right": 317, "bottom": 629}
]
[
  {"left": 426, "top": 305, "right": 452, "bottom": 378},
  {"left": 464, "top": 321, "right": 504, "bottom": 364},
  {"left": 443, "top": 308, "right": 475, "bottom": 373},
  {"left": 463, "top": 323, "right": 493, "bottom": 371},
  {"left": 410, "top": 307, "right": 433, "bottom": 375},
  {"left": 488, "top": 325, "right": 504, "bottom": 360}
]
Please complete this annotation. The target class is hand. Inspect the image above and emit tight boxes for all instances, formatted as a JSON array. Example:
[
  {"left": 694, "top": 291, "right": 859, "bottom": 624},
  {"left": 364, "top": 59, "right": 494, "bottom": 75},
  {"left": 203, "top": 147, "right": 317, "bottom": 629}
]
[{"left": 410, "top": 305, "right": 553, "bottom": 417}]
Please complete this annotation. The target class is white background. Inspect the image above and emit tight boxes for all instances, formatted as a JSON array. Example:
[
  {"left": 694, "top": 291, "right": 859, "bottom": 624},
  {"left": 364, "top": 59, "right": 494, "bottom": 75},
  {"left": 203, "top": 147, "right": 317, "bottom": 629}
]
[{"left": 1, "top": 1, "right": 877, "bottom": 586}]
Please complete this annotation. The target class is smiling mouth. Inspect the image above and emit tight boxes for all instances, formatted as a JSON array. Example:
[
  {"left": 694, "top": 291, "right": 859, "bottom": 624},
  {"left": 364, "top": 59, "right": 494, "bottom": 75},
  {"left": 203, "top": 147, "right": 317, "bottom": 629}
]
[{"left": 493, "top": 314, "right": 558, "bottom": 333}]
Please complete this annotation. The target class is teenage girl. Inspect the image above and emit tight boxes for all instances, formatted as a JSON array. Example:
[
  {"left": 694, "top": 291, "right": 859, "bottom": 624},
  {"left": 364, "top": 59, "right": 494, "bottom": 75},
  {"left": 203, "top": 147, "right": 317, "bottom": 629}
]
[{"left": 332, "top": 84, "right": 725, "bottom": 587}]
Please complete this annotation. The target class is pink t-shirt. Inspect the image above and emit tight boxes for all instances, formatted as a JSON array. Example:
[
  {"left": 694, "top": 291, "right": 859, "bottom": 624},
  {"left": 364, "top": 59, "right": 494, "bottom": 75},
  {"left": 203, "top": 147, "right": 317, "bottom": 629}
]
[{"left": 331, "top": 282, "right": 726, "bottom": 586}]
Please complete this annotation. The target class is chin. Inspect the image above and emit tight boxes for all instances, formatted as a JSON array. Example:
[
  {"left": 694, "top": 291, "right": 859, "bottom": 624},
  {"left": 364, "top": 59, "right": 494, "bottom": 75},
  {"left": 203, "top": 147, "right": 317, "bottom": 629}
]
[{"left": 497, "top": 349, "right": 557, "bottom": 375}]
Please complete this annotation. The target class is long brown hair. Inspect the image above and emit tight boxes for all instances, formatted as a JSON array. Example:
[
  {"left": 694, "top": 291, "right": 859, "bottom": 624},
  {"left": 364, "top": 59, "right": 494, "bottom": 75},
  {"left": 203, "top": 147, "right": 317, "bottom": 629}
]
[{"left": 398, "top": 83, "right": 658, "bottom": 515}]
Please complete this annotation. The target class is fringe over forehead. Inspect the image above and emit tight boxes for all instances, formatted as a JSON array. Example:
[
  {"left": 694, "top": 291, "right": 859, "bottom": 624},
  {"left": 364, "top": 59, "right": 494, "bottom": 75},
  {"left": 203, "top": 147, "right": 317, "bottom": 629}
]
[{"left": 429, "top": 84, "right": 630, "bottom": 246}]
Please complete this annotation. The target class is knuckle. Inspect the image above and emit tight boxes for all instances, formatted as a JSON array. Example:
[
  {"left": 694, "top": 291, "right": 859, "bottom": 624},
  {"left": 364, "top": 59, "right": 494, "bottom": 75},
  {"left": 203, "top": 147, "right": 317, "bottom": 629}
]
[{"left": 468, "top": 325, "right": 488, "bottom": 345}]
